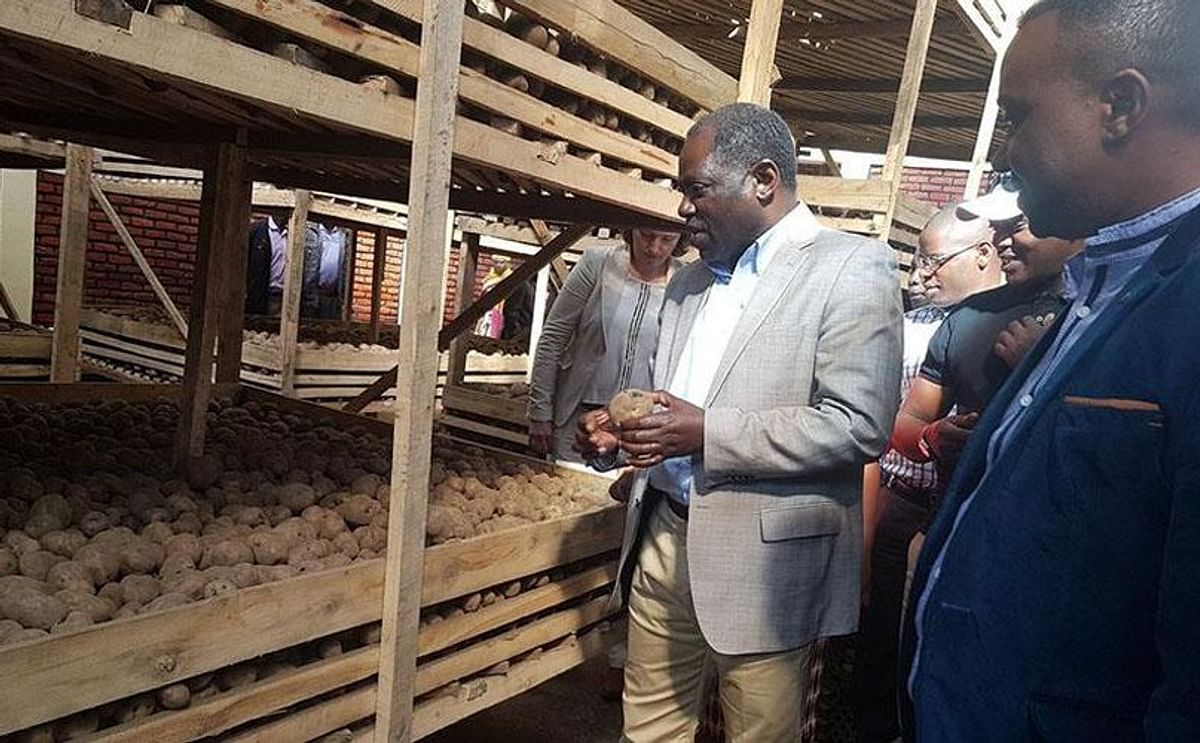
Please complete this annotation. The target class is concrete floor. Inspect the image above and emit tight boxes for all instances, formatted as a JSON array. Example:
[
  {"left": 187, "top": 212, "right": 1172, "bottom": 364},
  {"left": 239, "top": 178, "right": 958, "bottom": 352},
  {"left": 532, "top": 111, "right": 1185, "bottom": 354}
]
[{"left": 423, "top": 658, "right": 623, "bottom": 743}]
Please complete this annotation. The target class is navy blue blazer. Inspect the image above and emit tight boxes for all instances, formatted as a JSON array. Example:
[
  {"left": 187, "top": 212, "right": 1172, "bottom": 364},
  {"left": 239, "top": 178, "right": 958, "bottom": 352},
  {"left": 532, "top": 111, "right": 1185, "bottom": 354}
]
[{"left": 905, "top": 205, "right": 1200, "bottom": 742}]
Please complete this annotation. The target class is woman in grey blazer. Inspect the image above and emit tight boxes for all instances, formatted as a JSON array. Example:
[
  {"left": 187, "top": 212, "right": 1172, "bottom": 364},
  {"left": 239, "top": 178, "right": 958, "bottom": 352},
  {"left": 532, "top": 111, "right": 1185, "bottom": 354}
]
[{"left": 528, "top": 228, "right": 683, "bottom": 461}]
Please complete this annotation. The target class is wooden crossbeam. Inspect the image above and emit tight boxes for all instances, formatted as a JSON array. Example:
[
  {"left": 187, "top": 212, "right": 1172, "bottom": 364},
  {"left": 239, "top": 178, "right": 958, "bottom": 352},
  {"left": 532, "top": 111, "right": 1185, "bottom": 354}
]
[
  {"left": 775, "top": 76, "right": 990, "bottom": 94},
  {"left": 657, "top": 17, "right": 960, "bottom": 42},
  {"left": 342, "top": 223, "right": 593, "bottom": 414},
  {"left": 89, "top": 180, "right": 189, "bottom": 338},
  {"left": 778, "top": 107, "right": 979, "bottom": 129}
]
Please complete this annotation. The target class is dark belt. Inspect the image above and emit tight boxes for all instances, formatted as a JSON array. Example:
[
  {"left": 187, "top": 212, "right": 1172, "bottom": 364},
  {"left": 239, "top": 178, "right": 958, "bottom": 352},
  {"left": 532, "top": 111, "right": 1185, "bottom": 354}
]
[
  {"left": 882, "top": 472, "right": 933, "bottom": 511},
  {"left": 648, "top": 484, "right": 688, "bottom": 521}
]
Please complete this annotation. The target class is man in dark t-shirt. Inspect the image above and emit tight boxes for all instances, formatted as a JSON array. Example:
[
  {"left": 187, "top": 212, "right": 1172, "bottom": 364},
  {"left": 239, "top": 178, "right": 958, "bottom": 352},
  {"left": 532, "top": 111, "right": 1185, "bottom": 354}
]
[{"left": 890, "top": 179, "right": 1083, "bottom": 493}]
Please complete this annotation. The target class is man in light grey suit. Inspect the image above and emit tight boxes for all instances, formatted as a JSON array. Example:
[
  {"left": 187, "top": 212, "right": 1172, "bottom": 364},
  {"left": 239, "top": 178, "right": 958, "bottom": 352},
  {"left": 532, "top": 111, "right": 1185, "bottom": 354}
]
[{"left": 579, "top": 104, "right": 903, "bottom": 741}]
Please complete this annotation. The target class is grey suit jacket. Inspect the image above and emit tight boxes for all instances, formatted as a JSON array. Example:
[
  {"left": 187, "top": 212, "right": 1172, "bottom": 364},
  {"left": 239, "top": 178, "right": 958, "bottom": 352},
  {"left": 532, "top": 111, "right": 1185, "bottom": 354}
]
[{"left": 613, "top": 226, "right": 903, "bottom": 655}]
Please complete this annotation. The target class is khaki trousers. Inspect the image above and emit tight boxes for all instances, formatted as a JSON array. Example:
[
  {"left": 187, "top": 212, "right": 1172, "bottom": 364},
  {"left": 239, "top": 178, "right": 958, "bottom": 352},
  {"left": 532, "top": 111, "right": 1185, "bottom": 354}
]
[{"left": 623, "top": 500, "right": 814, "bottom": 742}]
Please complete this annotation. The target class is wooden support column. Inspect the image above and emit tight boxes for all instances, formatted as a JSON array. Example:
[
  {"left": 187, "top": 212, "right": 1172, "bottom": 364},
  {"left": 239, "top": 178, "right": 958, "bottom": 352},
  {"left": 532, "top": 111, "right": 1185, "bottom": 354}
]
[
  {"left": 821, "top": 148, "right": 843, "bottom": 178},
  {"left": 174, "top": 143, "right": 247, "bottom": 469},
  {"left": 375, "top": 0, "right": 465, "bottom": 740},
  {"left": 737, "top": 0, "right": 786, "bottom": 105},
  {"left": 279, "top": 190, "right": 313, "bottom": 396},
  {"left": 89, "top": 181, "right": 189, "bottom": 338},
  {"left": 215, "top": 160, "right": 253, "bottom": 383},
  {"left": 367, "top": 227, "right": 388, "bottom": 346},
  {"left": 964, "top": 36, "right": 1009, "bottom": 199},
  {"left": 445, "top": 232, "right": 479, "bottom": 388},
  {"left": 880, "top": 0, "right": 938, "bottom": 236},
  {"left": 49, "top": 144, "right": 92, "bottom": 382},
  {"left": 527, "top": 264, "right": 551, "bottom": 383}
]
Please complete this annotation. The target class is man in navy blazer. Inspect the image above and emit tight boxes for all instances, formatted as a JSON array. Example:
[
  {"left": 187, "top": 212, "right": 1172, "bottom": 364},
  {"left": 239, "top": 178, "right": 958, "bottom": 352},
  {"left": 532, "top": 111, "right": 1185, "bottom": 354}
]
[{"left": 904, "top": 1, "right": 1200, "bottom": 740}]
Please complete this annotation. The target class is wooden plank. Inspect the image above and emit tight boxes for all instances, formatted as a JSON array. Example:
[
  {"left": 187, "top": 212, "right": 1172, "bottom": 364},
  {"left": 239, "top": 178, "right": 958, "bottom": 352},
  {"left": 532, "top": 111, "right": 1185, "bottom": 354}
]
[
  {"left": 775, "top": 75, "right": 990, "bottom": 94},
  {"left": 439, "top": 415, "right": 530, "bottom": 446},
  {"left": 90, "top": 648, "right": 379, "bottom": 743},
  {"left": 49, "top": 144, "right": 92, "bottom": 382},
  {"left": 880, "top": 0, "right": 939, "bottom": 235},
  {"left": 410, "top": 620, "right": 619, "bottom": 739},
  {"left": 445, "top": 234, "right": 478, "bottom": 387},
  {"left": 279, "top": 190, "right": 313, "bottom": 396},
  {"left": 0, "top": 562, "right": 384, "bottom": 736},
  {"left": 173, "top": 143, "right": 246, "bottom": 469},
  {"left": 419, "top": 563, "right": 616, "bottom": 657},
  {"left": 227, "top": 685, "right": 376, "bottom": 743},
  {"left": 375, "top": 1, "right": 465, "bottom": 738},
  {"left": 442, "top": 385, "right": 527, "bottom": 423},
  {"left": 0, "top": 279, "right": 19, "bottom": 322},
  {"left": 658, "top": 17, "right": 959, "bottom": 41},
  {"left": 368, "top": 228, "right": 388, "bottom": 345},
  {"left": 208, "top": 0, "right": 677, "bottom": 177},
  {"left": 965, "top": 31, "right": 1010, "bottom": 199},
  {"left": 797, "top": 175, "right": 891, "bottom": 212},
  {"left": 527, "top": 265, "right": 550, "bottom": 382},
  {"left": 500, "top": 0, "right": 737, "bottom": 112},
  {"left": 737, "top": 0, "right": 785, "bottom": 106},
  {"left": 380, "top": 0, "right": 695, "bottom": 139},
  {"left": 88, "top": 181, "right": 189, "bottom": 338},
  {"left": 215, "top": 162, "right": 254, "bottom": 384},
  {"left": 953, "top": 0, "right": 1002, "bottom": 52},
  {"left": 0, "top": 332, "right": 50, "bottom": 358},
  {"left": 0, "top": 132, "right": 67, "bottom": 162},
  {"left": 820, "top": 148, "right": 842, "bottom": 178}
]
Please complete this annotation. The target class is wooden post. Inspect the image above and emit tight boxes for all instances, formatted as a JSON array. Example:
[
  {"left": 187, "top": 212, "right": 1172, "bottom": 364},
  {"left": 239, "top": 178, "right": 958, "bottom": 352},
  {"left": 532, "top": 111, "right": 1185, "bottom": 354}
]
[
  {"left": 49, "top": 144, "right": 92, "bottom": 382},
  {"left": 279, "top": 190, "right": 313, "bottom": 396},
  {"left": 527, "top": 264, "right": 550, "bottom": 383},
  {"left": 174, "top": 143, "right": 247, "bottom": 469},
  {"left": 89, "top": 180, "right": 190, "bottom": 339},
  {"left": 821, "top": 148, "right": 843, "bottom": 178},
  {"left": 375, "top": 0, "right": 465, "bottom": 740},
  {"left": 214, "top": 165, "right": 253, "bottom": 384},
  {"left": 367, "top": 227, "right": 388, "bottom": 345},
  {"left": 737, "top": 0, "right": 786, "bottom": 105},
  {"left": 0, "top": 280, "right": 18, "bottom": 322},
  {"left": 446, "top": 232, "right": 479, "bottom": 388},
  {"left": 964, "top": 34, "right": 1010, "bottom": 199},
  {"left": 880, "top": 0, "right": 939, "bottom": 236}
]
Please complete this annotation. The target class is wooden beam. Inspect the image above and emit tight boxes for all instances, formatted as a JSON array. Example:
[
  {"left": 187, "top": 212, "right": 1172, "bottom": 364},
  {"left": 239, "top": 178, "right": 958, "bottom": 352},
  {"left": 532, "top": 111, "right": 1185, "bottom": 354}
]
[
  {"left": 0, "top": 132, "right": 66, "bottom": 162},
  {"left": 658, "top": 17, "right": 960, "bottom": 42},
  {"left": 499, "top": 0, "right": 738, "bottom": 111},
  {"left": 820, "top": 148, "right": 843, "bottom": 178},
  {"left": 964, "top": 31, "right": 1010, "bottom": 199},
  {"left": 49, "top": 144, "right": 92, "bottom": 382},
  {"left": 0, "top": 280, "right": 19, "bottom": 322},
  {"left": 880, "top": 0, "right": 940, "bottom": 235},
  {"left": 775, "top": 75, "right": 990, "bottom": 94},
  {"left": 375, "top": 0, "right": 464, "bottom": 739},
  {"left": 445, "top": 233, "right": 479, "bottom": 388},
  {"left": 527, "top": 264, "right": 551, "bottom": 383},
  {"left": 173, "top": 143, "right": 245, "bottom": 469},
  {"left": 215, "top": 164, "right": 254, "bottom": 384},
  {"left": 279, "top": 190, "right": 313, "bottom": 396},
  {"left": 779, "top": 107, "right": 978, "bottom": 129},
  {"left": 367, "top": 228, "right": 389, "bottom": 345},
  {"left": 737, "top": 0, "right": 785, "bottom": 106},
  {"left": 953, "top": 0, "right": 1002, "bottom": 53},
  {"left": 89, "top": 181, "right": 189, "bottom": 338}
]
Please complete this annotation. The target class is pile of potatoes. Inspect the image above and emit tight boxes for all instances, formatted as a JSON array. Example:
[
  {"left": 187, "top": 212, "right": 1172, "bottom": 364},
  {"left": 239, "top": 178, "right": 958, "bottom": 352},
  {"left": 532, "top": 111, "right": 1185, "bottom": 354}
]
[{"left": 0, "top": 396, "right": 605, "bottom": 641}]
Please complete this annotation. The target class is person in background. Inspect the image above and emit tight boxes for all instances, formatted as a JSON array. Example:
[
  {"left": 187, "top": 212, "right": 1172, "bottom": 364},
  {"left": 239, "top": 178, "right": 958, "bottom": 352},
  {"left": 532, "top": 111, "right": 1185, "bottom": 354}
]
[
  {"left": 906, "top": 1, "right": 1200, "bottom": 738},
  {"left": 264, "top": 216, "right": 288, "bottom": 316},
  {"left": 527, "top": 227, "right": 683, "bottom": 463},
  {"left": 577, "top": 103, "right": 902, "bottom": 742},
  {"left": 314, "top": 223, "right": 347, "bottom": 320},
  {"left": 245, "top": 218, "right": 273, "bottom": 315},
  {"left": 854, "top": 204, "right": 1004, "bottom": 743}
]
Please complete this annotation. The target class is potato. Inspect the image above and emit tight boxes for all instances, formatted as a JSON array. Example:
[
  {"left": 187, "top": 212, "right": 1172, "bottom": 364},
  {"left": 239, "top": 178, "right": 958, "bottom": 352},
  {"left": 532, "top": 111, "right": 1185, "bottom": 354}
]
[
  {"left": 46, "top": 561, "right": 94, "bottom": 593},
  {"left": 160, "top": 552, "right": 197, "bottom": 581},
  {"left": 158, "top": 682, "right": 191, "bottom": 710},
  {"left": 114, "top": 694, "right": 156, "bottom": 724},
  {"left": 73, "top": 543, "right": 122, "bottom": 585},
  {"left": 426, "top": 504, "right": 473, "bottom": 542},
  {"left": 29, "top": 493, "right": 72, "bottom": 526},
  {"left": 143, "top": 592, "right": 190, "bottom": 613},
  {"left": 350, "top": 474, "right": 385, "bottom": 497},
  {"left": 354, "top": 526, "right": 387, "bottom": 553},
  {"left": 97, "top": 582, "right": 124, "bottom": 606},
  {"left": 0, "top": 618, "right": 23, "bottom": 642},
  {"left": 141, "top": 521, "right": 175, "bottom": 545},
  {"left": 39, "top": 530, "right": 87, "bottom": 558},
  {"left": 56, "top": 589, "right": 115, "bottom": 622},
  {"left": 78, "top": 510, "right": 112, "bottom": 538},
  {"left": 119, "top": 574, "right": 162, "bottom": 606},
  {"left": 51, "top": 610, "right": 94, "bottom": 634},
  {"left": 203, "top": 579, "right": 238, "bottom": 599},
  {"left": 287, "top": 540, "right": 328, "bottom": 566},
  {"left": 200, "top": 539, "right": 253, "bottom": 569},
  {"left": 4, "top": 531, "right": 41, "bottom": 557},
  {"left": 121, "top": 539, "right": 165, "bottom": 574},
  {"left": 162, "top": 569, "right": 208, "bottom": 600},
  {"left": 0, "top": 547, "right": 17, "bottom": 577},
  {"left": 1, "top": 589, "right": 68, "bottom": 629},
  {"left": 273, "top": 518, "right": 318, "bottom": 547},
  {"left": 278, "top": 483, "right": 317, "bottom": 514},
  {"left": 173, "top": 512, "right": 204, "bottom": 536},
  {"left": 19, "top": 550, "right": 66, "bottom": 582},
  {"left": 332, "top": 532, "right": 360, "bottom": 559},
  {"left": 230, "top": 563, "right": 260, "bottom": 589},
  {"left": 247, "top": 532, "right": 290, "bottom": 566},
  {"left": 54, "top": 711, "right": 100, "bottom": 740},
  {"left": 3, "top": 627, "right": 48, "bottom": 645},
  {"left": 164, "top": 533, "right": 204, "bottom": 564},
  {"left": 265, "top": 505, "right": 293, "bottom": 526},
  {"left": 322, "top": 553, "right": 351, "bottom": 571},
  {"left": 185, "top": 454, "right": 223, "bottom": 491},
  {"left": 337, "top": 495, "right": 382, "bottom": 527},
  {"left": 165, "top": 493, "right": 199, "bottom": 517},
  {"left": 608, "top": 388, "right": 654, "bottom": 425},
  {"left": 231, "top": 506, "right": 267, "bottom": 528},
  {"left": 215, "top": 664, "right": 258, "bottom": 690}
]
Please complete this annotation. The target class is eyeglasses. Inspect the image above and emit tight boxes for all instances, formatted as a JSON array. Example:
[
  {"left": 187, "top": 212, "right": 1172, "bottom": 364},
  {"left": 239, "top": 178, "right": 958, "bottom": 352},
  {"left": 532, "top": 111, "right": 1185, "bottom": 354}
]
[{"left": 915, "top": 242, "right": 986, "bottom": 273}]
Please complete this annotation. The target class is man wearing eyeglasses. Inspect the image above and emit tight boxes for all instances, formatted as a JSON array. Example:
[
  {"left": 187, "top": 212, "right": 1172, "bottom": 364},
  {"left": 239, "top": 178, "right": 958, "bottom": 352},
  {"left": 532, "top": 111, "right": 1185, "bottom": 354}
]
[
  {"left": 855, "top": 203, "right": 1003, "bottom": 743},
  {"left": 889, "top": 178, "right": 1080, "bottom": 485}
]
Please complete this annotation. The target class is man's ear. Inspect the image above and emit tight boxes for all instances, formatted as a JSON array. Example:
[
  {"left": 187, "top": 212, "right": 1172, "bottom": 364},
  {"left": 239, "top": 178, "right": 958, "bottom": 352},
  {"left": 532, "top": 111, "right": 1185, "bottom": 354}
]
[
  {"left": 749, "top": 160, "right": 781, "bottom": 202},
  {"left": 975, "top": 241, "right": 995, "bottom": 268},
  {"left": 1100, "top": 68, "right": 1151, "bottom": 145}
]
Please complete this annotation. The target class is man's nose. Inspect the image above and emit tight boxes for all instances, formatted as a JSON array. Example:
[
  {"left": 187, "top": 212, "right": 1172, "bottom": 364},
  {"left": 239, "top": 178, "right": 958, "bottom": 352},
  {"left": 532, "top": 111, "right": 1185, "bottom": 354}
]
[{"left": 678, "top": 196, "right": 695, "bottom": 219}]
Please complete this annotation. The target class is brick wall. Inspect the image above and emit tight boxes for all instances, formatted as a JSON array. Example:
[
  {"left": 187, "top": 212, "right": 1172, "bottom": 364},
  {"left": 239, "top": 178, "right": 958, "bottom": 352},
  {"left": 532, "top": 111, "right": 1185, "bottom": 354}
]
[
  {"left": 33, "top": 172, "right": 201, "bottom": 325},
  {"left": 870, "top": 165, "right": 989, "bottom": 208}
]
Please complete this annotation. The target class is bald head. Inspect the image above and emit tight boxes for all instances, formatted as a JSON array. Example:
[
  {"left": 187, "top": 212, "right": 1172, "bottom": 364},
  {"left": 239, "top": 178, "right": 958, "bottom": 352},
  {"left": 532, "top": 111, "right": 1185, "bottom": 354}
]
[{"left": 916, "top": 205, "right": 1002, "bottom": 307}]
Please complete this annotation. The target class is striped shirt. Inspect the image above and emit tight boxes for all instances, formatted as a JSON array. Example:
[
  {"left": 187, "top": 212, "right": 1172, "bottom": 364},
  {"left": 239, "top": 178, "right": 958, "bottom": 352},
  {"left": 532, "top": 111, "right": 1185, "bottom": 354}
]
[{"left": 878, "top": 305, "right": 949, "bottom": 490}]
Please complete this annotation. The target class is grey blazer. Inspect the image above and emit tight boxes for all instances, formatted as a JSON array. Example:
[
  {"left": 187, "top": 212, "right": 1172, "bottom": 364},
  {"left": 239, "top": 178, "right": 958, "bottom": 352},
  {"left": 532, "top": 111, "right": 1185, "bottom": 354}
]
[
  {"left": 613, "top": 227, "right": 904, "bottom": 655},
  {"left": 528, "top": 246, "right": 680, "bottom": 427}
]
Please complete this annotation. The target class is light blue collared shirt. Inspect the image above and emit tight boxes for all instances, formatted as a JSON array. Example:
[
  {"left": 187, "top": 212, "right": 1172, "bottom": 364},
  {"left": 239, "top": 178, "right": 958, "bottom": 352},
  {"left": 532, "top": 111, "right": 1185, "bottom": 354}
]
[
  {"left": 908, "top": 185, "right": 1200, "bottom": 699},
  {"left": 648, "top": 204, "right": 822, "bottom": 503}
]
